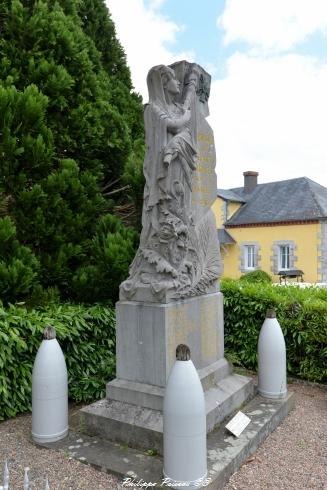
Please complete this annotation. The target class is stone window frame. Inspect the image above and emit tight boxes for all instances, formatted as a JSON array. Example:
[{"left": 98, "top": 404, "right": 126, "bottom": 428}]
[
  {"left": 221, "top": 200, "right": 227, "bottom": 224},
  {"left": 271, "top": 240, "right": 297, "bottom": 274},
  {"left": 239, "top": 241, "right": 261, "bottom": 273},
  {"left": 279, "top": 244, "right": 291, "bottom": 270},
  {"left": 317, "top": 220, "right": 327, "bottom": 282}
]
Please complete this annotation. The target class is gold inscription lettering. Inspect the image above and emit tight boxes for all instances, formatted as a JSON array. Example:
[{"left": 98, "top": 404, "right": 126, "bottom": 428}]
[
  {"left": 198, "top": 155, "right": 212, "bottom": 163},
  {"left": 197, "top": 133, "right": 214, "bottom": 144},
  {"left": 192, "top": 186, "right": 210, "bottom": 193},
  {"left": 192, "top": 198, "right": 210, "bottom": 206},
  {"left": 197, "top": 165, "right": 214, "bottom": 174}
]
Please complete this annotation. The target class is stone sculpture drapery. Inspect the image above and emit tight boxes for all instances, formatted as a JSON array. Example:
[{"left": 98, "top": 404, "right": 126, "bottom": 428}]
[{"left": 120, "top": 61, "right": 222, "bottom": 302}]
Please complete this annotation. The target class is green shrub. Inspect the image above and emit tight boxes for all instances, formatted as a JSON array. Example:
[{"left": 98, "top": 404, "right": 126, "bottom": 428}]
[
  {"left": 0, "top": 302, "right": 115, "bottom": 420},
  {"left": 221, "top": 279, "right": 327, "bottom": 382},
  {"left": 240, "top": 270, "right": 272, "bottom": 284},
  {"left": 2, "top": 280, "right": 325, "bottom": 420},
  {"left": 0, "top": 217, "right": 41, "bottom": 303},
  {"left": 72, "top": 214, "right": 139, "bottom": 303}
]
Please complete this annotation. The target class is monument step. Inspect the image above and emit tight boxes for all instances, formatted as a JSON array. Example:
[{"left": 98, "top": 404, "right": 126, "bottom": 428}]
[
  {"left": 205, "top": 373, "right": 255, "bottom": 432},
  {"left": 41, "top": 392, "right": 295, "bottom": 490},
  {"left": 106, "top": 357, "right": 232, "bottom": 411},
  {"left": 80, "top": 373, "right": 255, "bottom": 454}
]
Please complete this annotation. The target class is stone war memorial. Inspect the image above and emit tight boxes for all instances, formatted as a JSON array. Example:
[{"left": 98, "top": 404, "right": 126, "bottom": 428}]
[{"left": 78, "top": 61, "right": 294, "bottom": 487}]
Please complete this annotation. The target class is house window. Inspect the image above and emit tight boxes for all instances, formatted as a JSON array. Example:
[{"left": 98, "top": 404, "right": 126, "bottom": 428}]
[
  {"left": 244, "top": 245, "right": 255, "bottom": 270},
  {"left": 240, "top": 242, "right": 260, "bottom": 272},
  {"left": 279, "top": 245, "right": 290, "bottom": 270},
  {"left": 272, "top": 241, "right": 296, "bottom": 274}
]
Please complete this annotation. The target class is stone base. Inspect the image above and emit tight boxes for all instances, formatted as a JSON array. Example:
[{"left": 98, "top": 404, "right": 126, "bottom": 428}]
[
  {"left": 116, "top": 292, "right": 224, "bottom": 387},
  {"left": 107, "top": 357, "right": 231, "bottom": 411},
  {"left": 80, "top": 372, "right": 255, "bottom": 455},
  {"left": 44, "top": 392, "right": 295, "bottom": 490},
  {"left": 80, "top": 291, "right": 258, "bottom": 456},
  {"left": 80, "top": 291, "right": 256, "bottom": 454}
]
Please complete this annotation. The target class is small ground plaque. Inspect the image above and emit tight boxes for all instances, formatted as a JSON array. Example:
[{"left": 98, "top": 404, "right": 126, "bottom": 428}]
[{"left": 225, "top": 411, "right": 251, "bottom": 437}]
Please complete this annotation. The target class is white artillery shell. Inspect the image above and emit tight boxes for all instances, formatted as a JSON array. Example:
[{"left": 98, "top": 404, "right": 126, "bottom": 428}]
[
  {"left": 32, "top": 333, "right": 68, "bottom": 443},
  {"left": 163, "top": 358, "right": 207, "bottom": 488}
]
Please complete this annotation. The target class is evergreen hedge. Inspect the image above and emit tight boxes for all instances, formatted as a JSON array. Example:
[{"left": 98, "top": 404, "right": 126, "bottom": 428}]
[
  {"left": 221, "top": 279, "right": 327, "bottom": 383},
  {"left": 0, "top": 302, "right": 115, "bottom": 420},
  {"left": 240, "top": 269, "right": 272, "bottom": 284},
  {"left": 2, "top": 282, "right": 326, "bottom": 420}
]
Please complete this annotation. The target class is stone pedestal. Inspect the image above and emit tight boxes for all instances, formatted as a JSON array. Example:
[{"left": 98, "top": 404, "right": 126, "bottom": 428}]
[
  {"left": 116, "top": 292, "right": 224, "bottom": 387},
  {"left": 80, "top": 292, "right": 255, "bottom": 454}
]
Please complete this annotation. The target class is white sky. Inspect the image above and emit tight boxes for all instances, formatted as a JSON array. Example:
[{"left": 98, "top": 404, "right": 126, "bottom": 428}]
[{"left": 107, "top": 0, "right": 327, "bottom": 190}]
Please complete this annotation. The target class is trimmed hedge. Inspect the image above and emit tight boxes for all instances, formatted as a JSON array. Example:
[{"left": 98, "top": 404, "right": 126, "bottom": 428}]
[
  {"left": 221, "top": 279, "right": 327, "bottom": 383},
  {"left": 240, "top": 270, "right": 272, "bottom": 284},
  {"left": 0, "top": 303, "right": 115, "bottom": 420},
  {"left": 1, "top": 281, "right": 326, "bottom": 420}
]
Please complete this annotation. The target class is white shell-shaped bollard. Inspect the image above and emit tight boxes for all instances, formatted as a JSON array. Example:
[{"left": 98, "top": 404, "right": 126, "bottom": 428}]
[
  {"left": 163, "top": 344, "right": 207, "bottom": 489},
  {"left": 258, "top": 309, "right": 287, "bottom": 399},
  {"left": 3, "top": 459, "right": 9, "bottom": 490},
  {"left": 32, "top": 327, "right": 68, "bottom": 443},
  {"left": 23, "top": 467, "right": 29, "bottom": 490}
]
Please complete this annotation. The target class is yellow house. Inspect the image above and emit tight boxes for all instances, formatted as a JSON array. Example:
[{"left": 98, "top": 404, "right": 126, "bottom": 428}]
[{"left": 212, "top": 171, "right": 327, "bottom": 283}]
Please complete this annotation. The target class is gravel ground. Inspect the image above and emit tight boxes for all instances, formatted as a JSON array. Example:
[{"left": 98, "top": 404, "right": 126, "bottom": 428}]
[
  {"left": 0, "top": 409, "right": 120, "bottom": 490},
  {"left": 225, "top": 380, "right": 327, "bottom": 490},
  {"left": 0, "top": 380, "right": 326, "bottom": 490}
]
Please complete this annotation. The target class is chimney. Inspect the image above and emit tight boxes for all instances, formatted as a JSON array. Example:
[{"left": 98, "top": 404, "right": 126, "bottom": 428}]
[{"left": 243, "top": 171, "right": 258, "bottom": 193}]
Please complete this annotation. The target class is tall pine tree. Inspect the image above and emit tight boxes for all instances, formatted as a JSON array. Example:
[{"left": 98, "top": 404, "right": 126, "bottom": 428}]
[{"left": 0, "top": 0, "right": 144, "bottom": 303}]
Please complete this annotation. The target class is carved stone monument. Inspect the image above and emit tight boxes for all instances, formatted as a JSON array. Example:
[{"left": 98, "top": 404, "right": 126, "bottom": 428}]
[
  {"left": 120, "top": 62, "right": 221, "bottom": 302},
  {"left": 80, "top": 62, "right": 254, "bottom": 453}
]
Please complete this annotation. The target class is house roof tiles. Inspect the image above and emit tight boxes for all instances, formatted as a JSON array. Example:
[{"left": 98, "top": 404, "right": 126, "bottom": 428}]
[
  {"left": 217, "top": 189, "right": 246, "bottom": 203},
  {"left": 219, "top": 177, "right": 327, "bottom": 226},
  {"left": 217, "top": 228, "right": 236, "bottom": 244}
]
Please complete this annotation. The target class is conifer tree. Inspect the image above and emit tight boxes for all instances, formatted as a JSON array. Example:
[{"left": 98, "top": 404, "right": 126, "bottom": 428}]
[
  {"left": 77, "top": 0, "right": 132, "bottom": 86},
  {"left": 0, "top": 0, "right": 144, "bottom": 303},
  {"left": 0, "top": 216, "right": 41, "bottom": 303}
]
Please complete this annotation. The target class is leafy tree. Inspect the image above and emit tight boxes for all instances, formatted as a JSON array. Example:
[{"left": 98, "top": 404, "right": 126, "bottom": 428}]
[{"left": 0, "top": 0, "right": 144, "bottom": 303}]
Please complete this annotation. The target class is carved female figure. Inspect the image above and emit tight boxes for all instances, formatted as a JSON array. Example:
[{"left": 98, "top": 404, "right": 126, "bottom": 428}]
[
  {"left": 120, "top": 62, "right": 221, "bottom": 302},
  {"left": 143, "top": 64, "right": 199, "bottom": 232}
]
